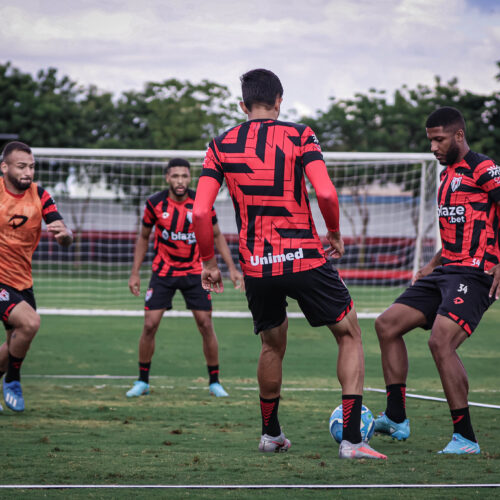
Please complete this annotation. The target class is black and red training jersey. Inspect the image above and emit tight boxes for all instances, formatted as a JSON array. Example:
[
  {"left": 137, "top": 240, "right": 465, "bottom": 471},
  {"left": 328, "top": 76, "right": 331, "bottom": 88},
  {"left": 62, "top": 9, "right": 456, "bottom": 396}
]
[
  {"left": 438, "top": 150, "right": 500, "bottom": 271},
  {"left": 142, "top": 188, "right": 217, "bottom": 277},
  {"left": 200, "top": 119, "right": 329, "bottom": 278}
]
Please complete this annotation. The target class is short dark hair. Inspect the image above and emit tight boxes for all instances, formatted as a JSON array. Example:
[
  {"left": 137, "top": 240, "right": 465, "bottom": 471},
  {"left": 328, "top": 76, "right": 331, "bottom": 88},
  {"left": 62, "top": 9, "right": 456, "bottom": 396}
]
[
  {"left": 165, "top": 157, "right": 190, "bottom": 174},
  {"left": 425, "top": 107, "right": 466, "bottom": 133},
  {"left": 240, "top": 68, "right": 283, "bottom": 111},
  {"left": 1, "top": 141, "right": 32, "bottom": 162}
]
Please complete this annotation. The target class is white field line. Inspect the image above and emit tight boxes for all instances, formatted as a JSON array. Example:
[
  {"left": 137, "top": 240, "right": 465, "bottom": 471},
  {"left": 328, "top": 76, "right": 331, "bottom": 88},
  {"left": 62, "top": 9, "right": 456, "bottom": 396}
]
[
  {"left": 21, "top": 376, "right": 500, "bottom": 409},
  {"left": 38, "top": 308, "right": 379, "bottom": 319},
  {"left": 1, "top": 484, "right": 499, "bottom": 490}
]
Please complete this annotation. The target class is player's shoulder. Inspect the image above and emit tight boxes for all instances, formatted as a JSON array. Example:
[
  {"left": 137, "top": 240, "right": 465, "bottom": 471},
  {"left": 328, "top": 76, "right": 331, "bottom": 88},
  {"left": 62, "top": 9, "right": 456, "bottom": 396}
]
[
  {"left": 464, "top": 151, "right": 495, "bottom": 170},
  {"left": 147, "top": 189, "right": 169, "bottom": 206},
  {"left": 274, "top": 120, "right": 310, "bottom": 134}
]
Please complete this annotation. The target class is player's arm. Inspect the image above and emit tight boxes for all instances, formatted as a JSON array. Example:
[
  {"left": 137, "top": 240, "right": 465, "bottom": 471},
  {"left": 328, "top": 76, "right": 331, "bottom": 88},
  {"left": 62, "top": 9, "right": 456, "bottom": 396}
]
[
  {"left": 193, "top": 176, "right": 224, "bottom": 293},
  {"left": 304, "top": 159, "right": 344, "bottom": 259},
  {"left": 213, "top": 222, "right": 244, "bottom": 291},
  {"left": 412, "top": 248, "right": 442, "bottom": 284},
  {"left": 129, "top": 224, "right": 152, "bottom": 296},
  {"left": 486, "top": 264, "right": 500, "bottom": 300},
  {"left": 46, "top": 219, "right": 73, "bottom": 247}
]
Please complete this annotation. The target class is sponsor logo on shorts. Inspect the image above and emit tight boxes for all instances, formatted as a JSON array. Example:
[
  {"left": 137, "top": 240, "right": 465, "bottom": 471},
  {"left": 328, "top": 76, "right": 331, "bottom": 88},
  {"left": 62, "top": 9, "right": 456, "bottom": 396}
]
[
  {"left": 437, "top": 204, "right": 466, "bottom": 224},
  {"left": 161, "top": 229, "right": 196, "bottom": 244},
  {"left": 145, "top": 288, "right": 153, "bottom": 302},
  {"left": 250, "top": 248, "right": 304, "bottom": 267},
  {"left": 453, "top": 297, "right": 464, "bottom": 305},
  {"left": 0, "top": 289, "right": 9, "bottom": 301}
]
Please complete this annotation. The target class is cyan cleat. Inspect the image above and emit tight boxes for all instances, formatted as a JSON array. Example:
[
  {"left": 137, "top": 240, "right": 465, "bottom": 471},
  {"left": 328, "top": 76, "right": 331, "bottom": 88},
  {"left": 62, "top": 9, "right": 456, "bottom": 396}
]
[
  {"left": 209, "top": 382, "right": 228, "bottom": 397},
  {"left": 3, "top": 379, "right": 24, "bottom": 412},
  {"left": 374, "top": 412, "right": 410, "bottom": 441},
  {"left": 126, "top": 380, "right": 150, "bottom": 398},
  {"left": 438, "top": 433, "right": 480, "bottom": 455}
]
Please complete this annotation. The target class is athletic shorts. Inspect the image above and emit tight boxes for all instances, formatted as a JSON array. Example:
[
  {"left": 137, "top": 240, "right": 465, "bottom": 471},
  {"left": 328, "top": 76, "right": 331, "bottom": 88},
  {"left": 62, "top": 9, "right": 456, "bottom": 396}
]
[
  {"left": 144, "top": 273, "right": 212, "bottom": 312},
  {"left": 244, "top": 261, "right": 353, "bottom": 334},
  {"left": 395, "top": 265, "right": 495, "bottom": 336},
  {"left": 0, "top": 282, "right": 36, "bottom": 329}
]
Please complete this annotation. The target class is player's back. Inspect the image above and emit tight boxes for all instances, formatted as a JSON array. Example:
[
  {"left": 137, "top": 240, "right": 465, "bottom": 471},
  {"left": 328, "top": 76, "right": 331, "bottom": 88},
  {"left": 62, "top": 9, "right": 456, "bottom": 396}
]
[{"left": 204, "top": 119, "right": 326, "bottom": 277}]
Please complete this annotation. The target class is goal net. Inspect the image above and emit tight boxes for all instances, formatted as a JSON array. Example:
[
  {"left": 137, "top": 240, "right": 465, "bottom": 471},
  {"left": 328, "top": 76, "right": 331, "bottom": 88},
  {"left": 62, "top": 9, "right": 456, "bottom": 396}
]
[{"left": 29, "top": 148, "right": 439, "bottom": 317}]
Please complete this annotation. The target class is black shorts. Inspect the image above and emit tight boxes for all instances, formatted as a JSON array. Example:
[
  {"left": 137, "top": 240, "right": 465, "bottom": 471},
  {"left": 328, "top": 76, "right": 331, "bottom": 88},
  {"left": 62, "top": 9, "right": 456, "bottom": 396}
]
[
  {"left": 0, "top": 283, "right": 36, "bottom": 329},
  {"left": 395, "top": 266, "right": 495, "bottom": 335},
  {"left": 144, "top": 273, "right": 212, "bottom": 312},
  {"left": 244, "top": 261, "right": 353, "bottom": 334}
]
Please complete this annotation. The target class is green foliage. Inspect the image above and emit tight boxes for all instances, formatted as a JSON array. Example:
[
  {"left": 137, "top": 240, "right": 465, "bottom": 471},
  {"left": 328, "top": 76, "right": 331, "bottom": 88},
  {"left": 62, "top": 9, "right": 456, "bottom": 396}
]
[{"left": 304, "top": 74, "right": 500, "bottom": 161}]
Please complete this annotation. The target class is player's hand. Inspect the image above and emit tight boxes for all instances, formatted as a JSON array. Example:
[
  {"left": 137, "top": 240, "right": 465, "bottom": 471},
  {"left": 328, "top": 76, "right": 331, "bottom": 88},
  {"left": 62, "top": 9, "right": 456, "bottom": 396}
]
[
  {"left": 46, "top": 220, "right": 73, "bottom": 247},
  {"left": 229, "top": 269, "right": 245, "bottom": 291},
  {"left": 412, "top": 263, "right": 434, "bottom": 285},
  {"left": 486, "top": 264, "right": 500, "bottom": 300},
  {"left": 325, "top": 230, "right": 345, "bottom": 259},
  {"left": 202, "top": 258, "right": 224, "bottom": 293},
  {"left": 129, "top": 272, "right": 141, "bottom": 296}
]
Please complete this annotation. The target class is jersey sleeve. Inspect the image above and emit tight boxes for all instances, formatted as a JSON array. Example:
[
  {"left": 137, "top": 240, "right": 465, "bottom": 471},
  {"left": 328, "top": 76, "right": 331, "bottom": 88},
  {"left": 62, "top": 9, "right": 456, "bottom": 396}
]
[
  {"left": 301, "top": 126, "right": 324, "bottom": 168},
  {"left": 142, "top": 199, "right": 157, "bottom": 227},
  {"left": 474, "top": 159, "right": 500, "bottom": 203},
  {"left": 37, "top": 186, "right": 63, "bottom": 224},
  {"left": 201, "top": 141, "right": 224, "bottom": 185}
]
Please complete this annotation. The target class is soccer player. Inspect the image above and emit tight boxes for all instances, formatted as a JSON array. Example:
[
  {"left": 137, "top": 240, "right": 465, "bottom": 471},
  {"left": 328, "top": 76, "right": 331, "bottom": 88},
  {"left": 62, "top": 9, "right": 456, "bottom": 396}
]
[
  {"left": 374, "top": 107, "right": 500, "bottom": 454},
  {"left": 193, "top": 69, "right": 387, "bottom": 459},
  {"left": 0, "top": 141, "right": 73, "bottom": 412},
  {"left": 126, "top": 158, "right": 243, "bottom": 398}
]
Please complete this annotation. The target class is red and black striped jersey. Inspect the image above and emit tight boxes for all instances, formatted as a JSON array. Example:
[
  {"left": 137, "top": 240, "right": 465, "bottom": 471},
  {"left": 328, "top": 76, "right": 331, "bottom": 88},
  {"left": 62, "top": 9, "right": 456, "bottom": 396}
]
[
  {"left": 438, "top": 151, "right": 500, "bottom": 271},
  {"left": 143, "top": 188, "right": 217, "bottom": 277},
  {"left": 201, "top": 119, "right": 327, "bottom": 278},
  {"left": 0, "top": 178, "right": 62, "bottom": 290}
]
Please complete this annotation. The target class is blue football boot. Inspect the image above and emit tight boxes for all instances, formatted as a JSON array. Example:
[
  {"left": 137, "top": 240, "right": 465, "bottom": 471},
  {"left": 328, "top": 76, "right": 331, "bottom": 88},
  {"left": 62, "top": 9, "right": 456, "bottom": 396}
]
[
  {"left": 374, "top": 412, "right": 410, "bottom": 440},
  {"left": 209, "top": 382, "right": 228, "bottom": 397},
  {"left": 438, "top": 433, "right": 480, "bottom": 454},
  {"left": 126, "top": 380, "right": 150, "bottom": 398},
  {"left": 3, "top": 379, "right": 25, "bottom": 412}
]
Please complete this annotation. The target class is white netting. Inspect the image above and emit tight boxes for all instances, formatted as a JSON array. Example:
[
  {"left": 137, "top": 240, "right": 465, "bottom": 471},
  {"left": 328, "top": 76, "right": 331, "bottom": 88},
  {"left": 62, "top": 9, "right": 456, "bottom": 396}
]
[{"left": 28, "top": 148, "right": 438, "bottom": 315}]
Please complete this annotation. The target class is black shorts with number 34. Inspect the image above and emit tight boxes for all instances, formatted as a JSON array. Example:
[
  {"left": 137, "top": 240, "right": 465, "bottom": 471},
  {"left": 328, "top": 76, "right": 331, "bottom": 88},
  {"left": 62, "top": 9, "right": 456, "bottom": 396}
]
[{"left": 394, "top": 265, "right": 495, "bottom": 335}]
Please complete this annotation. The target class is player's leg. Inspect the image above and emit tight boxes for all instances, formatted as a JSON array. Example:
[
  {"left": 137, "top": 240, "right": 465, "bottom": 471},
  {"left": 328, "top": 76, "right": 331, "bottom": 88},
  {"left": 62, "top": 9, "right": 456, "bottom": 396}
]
[
  {"left": 2, "top": 301, "right": 40, "bottom": 411},
  {"left": 327, "top": 308, "right": 385, "bottom": 459},
  {"left": 126, "top": 308, "right": 165, "bottom": 397},
  {"left": 191, "top": 309, "right": 228, "bottom": 397},
  {"left": 430, "top": 314, "right": 479, "bottom": 453},
  {"left": 290, "top": 263, "right": 385, "bottom": 458},
  {"left": 257, "top": 318, "right": 291, "bottom": 452}
]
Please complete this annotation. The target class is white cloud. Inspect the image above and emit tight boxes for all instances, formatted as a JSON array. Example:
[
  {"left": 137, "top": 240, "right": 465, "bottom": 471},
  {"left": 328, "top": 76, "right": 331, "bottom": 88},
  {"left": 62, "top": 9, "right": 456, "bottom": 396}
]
[{"left": 1, "top": 0, "right": 499, "bottom": 116}]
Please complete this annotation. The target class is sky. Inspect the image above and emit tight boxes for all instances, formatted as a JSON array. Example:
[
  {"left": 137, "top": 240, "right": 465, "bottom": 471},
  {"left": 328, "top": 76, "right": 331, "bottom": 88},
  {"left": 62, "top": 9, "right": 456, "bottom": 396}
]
[{"left": 1, "top": 0, "right": 500, "bottom": 117}]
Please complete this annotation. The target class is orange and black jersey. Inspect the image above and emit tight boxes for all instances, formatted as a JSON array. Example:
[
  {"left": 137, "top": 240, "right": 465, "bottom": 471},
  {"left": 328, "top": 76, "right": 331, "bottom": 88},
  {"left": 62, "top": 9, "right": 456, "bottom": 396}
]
[
  {"left": 143, "top": 188, "right": 217, "bottom": 277},
  {"left": 0, "top": 178, "right": 62, "bottom": 290},
  {"left": 438, "top": 150, "right": 500, "bottom": 271},
  {"left": 201, "top": 119, "right": 327, "bottom": 278}
]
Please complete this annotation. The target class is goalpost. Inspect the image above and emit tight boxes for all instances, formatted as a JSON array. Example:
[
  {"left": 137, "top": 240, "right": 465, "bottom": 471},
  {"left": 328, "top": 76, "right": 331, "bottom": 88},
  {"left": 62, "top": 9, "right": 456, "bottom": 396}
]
[{"left": 30, "top": 148, "right": 439, "bottom": 317}]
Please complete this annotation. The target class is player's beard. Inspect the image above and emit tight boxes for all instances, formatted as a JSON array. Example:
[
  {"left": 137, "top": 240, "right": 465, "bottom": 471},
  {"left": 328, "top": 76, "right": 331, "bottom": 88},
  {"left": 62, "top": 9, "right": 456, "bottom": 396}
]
[
  {"left": 444, "top": 140, "right": 460, "bottom": 166},
  {"left": 7, "top": 172, "right": 32, "bottom": 191},
  {"left": 172, "top": 185, "right": 187, "bottom": 198}
]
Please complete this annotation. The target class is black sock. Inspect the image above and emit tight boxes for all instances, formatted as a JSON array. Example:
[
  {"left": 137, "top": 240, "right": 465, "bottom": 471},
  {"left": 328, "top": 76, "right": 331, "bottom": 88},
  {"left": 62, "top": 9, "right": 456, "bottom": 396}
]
[
  {"left": 451, "top": 407, "right": 476, "bottom": 442},
  {"left": 139, "top": 362, "right": 151, "bottom": 383},
  {"left": 342, "top": 395, "right": 363, "bottom": 444},
  {"left": 207, "top": 365, "right": 219, "bottom": 385},
  {"left": 385, "top": 383, "right": 407, "bottom": 423},
  {"left": 260, "top": 396, "right": 281, "bottom": 437},
  {"left": 5, "top": 352, "right": 24, "bottom": 383}
]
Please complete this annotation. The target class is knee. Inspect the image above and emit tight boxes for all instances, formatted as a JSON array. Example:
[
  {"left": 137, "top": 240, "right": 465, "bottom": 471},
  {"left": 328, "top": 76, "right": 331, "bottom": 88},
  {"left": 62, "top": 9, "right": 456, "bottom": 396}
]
[
  {"left": 428, "top": 335, "right": 447, "bottom": 358},
  {"left": 142, "top": 320, "right": 159, "bottom": 337},
  {"left": 196, "top": 317, "right": 214, "bottom": 337},
  {"left": 375, "top": 313, "right": 396, "bottom": 342},
  {"left": 23, "top": 313, "right": 40, "bottom": 337}
]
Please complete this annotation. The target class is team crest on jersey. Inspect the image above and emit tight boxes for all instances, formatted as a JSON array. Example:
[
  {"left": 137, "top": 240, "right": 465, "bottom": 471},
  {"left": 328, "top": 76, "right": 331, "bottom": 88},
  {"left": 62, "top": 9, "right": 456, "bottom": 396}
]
[
  {"left": 451, "top": 176, "right": 462, "bottom": 192},
  {"left": 186, "top": 211, "right": 193, "bottom": 224},
  {"left": 162, "top": 212, "right": 169, "bottom": 219},
  {"left": 145, "top": 288, "right": 153, "bottom": 302},
  {"left": 0, "top": 289, "right": 9, "bottom": 301}
]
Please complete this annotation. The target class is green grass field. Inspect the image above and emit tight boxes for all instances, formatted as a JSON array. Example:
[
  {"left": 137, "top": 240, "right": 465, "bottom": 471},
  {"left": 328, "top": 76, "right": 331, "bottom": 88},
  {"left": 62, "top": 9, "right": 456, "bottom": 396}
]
[{"left": 1, "top": 306, "right": 500, "bottom": 499}]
